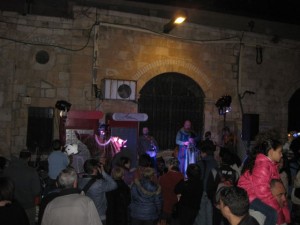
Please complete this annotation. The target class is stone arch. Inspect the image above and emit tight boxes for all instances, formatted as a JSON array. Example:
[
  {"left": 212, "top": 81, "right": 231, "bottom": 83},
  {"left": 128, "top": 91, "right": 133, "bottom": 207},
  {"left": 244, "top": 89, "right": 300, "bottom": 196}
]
[{"left": 133, "top": 59, "right": 212, "bottom": 96}]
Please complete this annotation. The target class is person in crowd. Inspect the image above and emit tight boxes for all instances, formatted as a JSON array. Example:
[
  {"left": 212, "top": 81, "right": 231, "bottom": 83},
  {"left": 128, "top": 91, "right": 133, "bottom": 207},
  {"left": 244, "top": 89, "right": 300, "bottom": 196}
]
[
  {"left": 106, "top": 167, "right": 131, "bottom": 225},
  {"left": 116, "top": 156, "right": 135, "bottom": 186},
  {"left": 200, "top": 131, "right": 215, "bottom": 152},
  {"left": 156, "top": 156, "right": 167, "bottom": 177},
  {"left": 133, "top": 153, "right": 158, "bottom": 183},
  {"left": 0, "top": 176, "right": 30, "bottom": 225},
  {"left": 218, "top": 186, "right": 259, "bottom": 225},
  {"left": 130, "top": 167, "right": 162, "bottom": 225},
  {"left": 238, "top": 137, "right": 290, "bottom": 225},
  {"left": 291, "top": 169, "right": 300, "bottom": 224},
  {"left": 282, "top": 132, "right": 295, "bottom": 160},
  {"left": 3, "top": 150, "right": 40, "bottom": 225},
  {"left": 46, "top": 139, "right": 69, "bottom": 194},
  {"left": 41, "top": 167, "right": 102, "bottom": 225},
  {"left": 174, "top": 163, "right": 203, "bottom": 225},
  {"left": 176, "top": 120, "right": 200, "bottom": 177},
  {"left": 270, "top": 179, "right": 290, "bottom": 225},
  {"left": 137, "top": 127, "right": 159, "bottom": 169},
  {"left": 37, "top": 180, "right": 61, "bottom": 225},
  {"left": 159, "top": 157, "right": 184, "bottom": 225},
  {"left": 78, "top": 159, "right": 117, "bottom": 224},
  {"left": 207, "top": 147, "right": 239, "bottom": 225},
  {"left": 220, "top": 127, "right": 237, "bottom": 155},
  {"left": 194, "top": 143, "right": 218, "bottom": 225},
  {"left": 278, "top": 156, "right": 291, "bottom": 193}
]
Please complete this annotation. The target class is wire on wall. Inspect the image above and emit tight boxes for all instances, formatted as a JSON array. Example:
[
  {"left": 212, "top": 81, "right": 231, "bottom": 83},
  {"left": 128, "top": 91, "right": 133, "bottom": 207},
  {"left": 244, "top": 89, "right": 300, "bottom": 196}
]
[{"left": 0, "top": 22, "right": 98, "bottom": 51}]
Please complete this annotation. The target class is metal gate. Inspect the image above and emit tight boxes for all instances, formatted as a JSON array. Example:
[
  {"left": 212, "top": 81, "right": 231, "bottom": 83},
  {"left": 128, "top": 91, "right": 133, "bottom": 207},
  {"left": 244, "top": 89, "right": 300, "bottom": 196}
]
[{"left": 138, "top": 72, "right": 205, "bottom": 150}]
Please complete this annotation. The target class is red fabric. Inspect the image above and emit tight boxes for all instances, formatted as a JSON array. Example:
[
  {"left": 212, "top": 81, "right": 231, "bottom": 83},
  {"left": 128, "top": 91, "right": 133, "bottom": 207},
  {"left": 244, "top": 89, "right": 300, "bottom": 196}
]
[
  {"left": 159, "top": 170, "right": 184, "bottom": 214},
  {"left": 238, "top": 154, "right": 290, "bottom": 224}
]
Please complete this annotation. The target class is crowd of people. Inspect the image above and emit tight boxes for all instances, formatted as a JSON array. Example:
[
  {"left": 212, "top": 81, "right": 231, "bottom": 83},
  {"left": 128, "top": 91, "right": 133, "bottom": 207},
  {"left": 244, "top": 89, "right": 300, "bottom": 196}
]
[{"left": 0, "top": 121, "right": 300, "bottom": 225}]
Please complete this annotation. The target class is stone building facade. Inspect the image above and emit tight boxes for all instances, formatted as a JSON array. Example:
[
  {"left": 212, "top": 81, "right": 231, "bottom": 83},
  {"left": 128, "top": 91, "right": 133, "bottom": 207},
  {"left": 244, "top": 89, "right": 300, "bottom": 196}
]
[{"left": 0, "top": 3, "right": 299, "bottom": 158}]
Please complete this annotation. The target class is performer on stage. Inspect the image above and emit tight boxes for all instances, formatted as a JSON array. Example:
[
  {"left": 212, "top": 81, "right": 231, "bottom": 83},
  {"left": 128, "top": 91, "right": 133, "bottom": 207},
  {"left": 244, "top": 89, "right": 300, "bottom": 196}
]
[
  {"left": 137, "top": 127, "right": 159, "bottom": 168},
  {"left": 176, "top": 120, "right": 200, "bottom": 177}
]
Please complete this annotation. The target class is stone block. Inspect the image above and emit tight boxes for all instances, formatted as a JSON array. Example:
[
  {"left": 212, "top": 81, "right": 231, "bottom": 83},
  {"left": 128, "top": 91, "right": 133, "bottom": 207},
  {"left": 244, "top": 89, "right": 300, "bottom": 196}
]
[
  {"left": 45, "top": 89, "right": 56, "bottom": 98},
  {"left": 0, "top": 109, "right": 12, "bottom": 122},
  {"left": 57, "top": 88, "right": 69, "bottom": 98},
  {"left": 59, "top": 72, "right": 70, "bottom": 81},
  {"left": 41, "top": 81, "right": 53, "bottom": 89}
]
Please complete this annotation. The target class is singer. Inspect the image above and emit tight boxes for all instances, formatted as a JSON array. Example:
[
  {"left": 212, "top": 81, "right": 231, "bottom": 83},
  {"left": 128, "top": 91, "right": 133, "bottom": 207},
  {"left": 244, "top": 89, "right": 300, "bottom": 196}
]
[{"left": 176, "top": 120, "right": 200, "bottom": 177}]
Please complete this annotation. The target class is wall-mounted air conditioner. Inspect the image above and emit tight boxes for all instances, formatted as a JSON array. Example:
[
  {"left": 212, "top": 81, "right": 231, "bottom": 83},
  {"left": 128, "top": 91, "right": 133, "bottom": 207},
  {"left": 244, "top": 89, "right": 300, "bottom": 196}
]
[{"left": 101, "top": 79, "right": 136, "bottom": 101}]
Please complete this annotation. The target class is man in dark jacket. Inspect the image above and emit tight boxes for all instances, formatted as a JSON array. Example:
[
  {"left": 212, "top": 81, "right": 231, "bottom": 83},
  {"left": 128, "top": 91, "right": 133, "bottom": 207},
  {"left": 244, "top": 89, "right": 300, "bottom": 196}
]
[
  {"left": 175, "top": 163, "right": 203, "bottom": 225},
  {"left": 4, "top": 150, "right": 40, "bottom": 225},
  {"left": 195, "top": 143, "right": 218, "bottom": 225},
  {"left": 219, "top": 186, "right": 259, "bottom": 225},
  {"left": 78, "top": 159, "right": 117, "bottom": 224}
]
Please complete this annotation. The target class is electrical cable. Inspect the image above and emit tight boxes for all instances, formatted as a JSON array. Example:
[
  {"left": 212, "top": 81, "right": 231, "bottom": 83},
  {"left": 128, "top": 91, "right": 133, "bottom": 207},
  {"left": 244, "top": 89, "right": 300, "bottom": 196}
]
[{"left": 0, "top": 22, "right": 97, "bottom": 51}]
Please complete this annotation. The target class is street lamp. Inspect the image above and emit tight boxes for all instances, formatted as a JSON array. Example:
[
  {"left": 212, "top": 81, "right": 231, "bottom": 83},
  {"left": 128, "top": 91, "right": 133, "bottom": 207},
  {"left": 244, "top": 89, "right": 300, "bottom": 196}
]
[{"left": 163, "top": 11, "right": 187, "bottom": 33}]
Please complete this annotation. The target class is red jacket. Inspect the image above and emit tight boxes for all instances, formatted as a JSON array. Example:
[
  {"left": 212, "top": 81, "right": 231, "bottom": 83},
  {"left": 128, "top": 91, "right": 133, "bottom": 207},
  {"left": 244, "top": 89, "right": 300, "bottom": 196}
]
[
  {"left": 159, "top": 170, "right": 184, "bottom": 214},
  {"left": 238, "top": 153, "right": 290, "bottom": 224}
]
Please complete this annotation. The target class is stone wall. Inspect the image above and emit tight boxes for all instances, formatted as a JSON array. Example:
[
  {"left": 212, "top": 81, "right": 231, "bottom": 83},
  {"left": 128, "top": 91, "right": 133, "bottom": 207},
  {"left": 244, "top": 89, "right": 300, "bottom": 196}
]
[{"left": 0, "top": 5, "right": 299, "bottom": 157}]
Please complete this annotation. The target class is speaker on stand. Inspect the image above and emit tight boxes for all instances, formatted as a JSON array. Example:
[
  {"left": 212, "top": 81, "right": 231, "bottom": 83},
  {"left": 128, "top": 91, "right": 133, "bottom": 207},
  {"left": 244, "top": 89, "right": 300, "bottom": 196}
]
[{"left": 242, "top": 114, "right": 259, "bottom": 142}]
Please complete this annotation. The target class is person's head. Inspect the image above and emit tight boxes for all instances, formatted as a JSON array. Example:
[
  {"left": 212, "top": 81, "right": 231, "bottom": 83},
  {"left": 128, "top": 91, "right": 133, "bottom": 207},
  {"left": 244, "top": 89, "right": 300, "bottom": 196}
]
[
  {"left": 270, "top": 179, "right": 287, "bottom": 208},
  {"left": 117, "top": 156, "right": 131, "bottom": 169},
  {"left": 167, "top": 157, "right": 180, "bottom": 171},
  {"left": 52, "top": 139, "right": 62, "bottom": 151},
  {"left": 0, "top": 177, "right": 14, "bottom": 201},
  {"left": 19, "top": 150, "right": 31, "bottom": 161},
  {"left": 183, "top": 120, "right": 191, "bottom": 132},
  {"left": 83, "top": 159, "right": 99, "bottom": 175},
  {"left": 142, "top": 127, "right": 149, "bottom": 136},
  {"left": 260, "top": 139, "right": 283, "bottom": 163},
  {"left": 219, "top": 148, "right": 236, "bottom": 165},
  {"left": 205, "top": 131, "right": 212, "bottom": 140},
  {"left": 242, "top": 138, "right": 283, "bottom": 174},
  {"left": 138, "top": 153, "right": 151, "bottom": 167},
  {"left": 186, "top": 163, "right": 201, "bottom": 180},
  {"left": 58, "top": 167, "right": 78, "bottom": 189},
  {"left": 219, "top": 186, "right": 249, "bottom": 220},
  {"left": 141, "top": 167, "right": 155, "bottom": 180},
  {"left": 98, "top": 123, "right": 107, "bottom": 137},
  {"left": 157, "top": 157, "right": 165, "bottom": 170},
  {"left": 111, "top": 167, "right": 124, "bottom": 180}
]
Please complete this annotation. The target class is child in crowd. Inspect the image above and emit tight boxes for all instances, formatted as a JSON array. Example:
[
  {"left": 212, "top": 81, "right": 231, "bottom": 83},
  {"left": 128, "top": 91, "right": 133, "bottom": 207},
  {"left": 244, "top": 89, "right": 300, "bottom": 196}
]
[{"left": 238, "top": 138, "right": 290, "bottom": 225}]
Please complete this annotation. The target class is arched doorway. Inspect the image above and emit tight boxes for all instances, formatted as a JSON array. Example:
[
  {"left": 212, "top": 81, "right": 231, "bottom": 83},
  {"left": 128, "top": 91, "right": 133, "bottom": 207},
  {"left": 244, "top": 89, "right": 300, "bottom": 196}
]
[
  {"left": 288, "top": 88, "right": 300, "bottom": 132},
  {"left": 138, "top": 72, "right": 205, "bottom": 150}
]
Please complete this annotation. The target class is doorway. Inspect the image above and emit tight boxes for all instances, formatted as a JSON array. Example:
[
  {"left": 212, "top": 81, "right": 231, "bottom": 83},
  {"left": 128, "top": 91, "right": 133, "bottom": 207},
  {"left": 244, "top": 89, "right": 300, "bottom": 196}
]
[{"left": 138, "top": 72, "right": 205, "bottom": 150}]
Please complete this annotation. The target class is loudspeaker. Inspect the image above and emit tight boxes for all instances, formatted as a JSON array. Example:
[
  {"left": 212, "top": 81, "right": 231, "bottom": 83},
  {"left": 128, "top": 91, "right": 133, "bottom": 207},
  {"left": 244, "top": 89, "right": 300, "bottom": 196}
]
[
  {"left": 26, "top": 107, "right": 54, "bottom": 151},
  {"left": 242, "top": 114, "right": 259, "bottom": 141}
]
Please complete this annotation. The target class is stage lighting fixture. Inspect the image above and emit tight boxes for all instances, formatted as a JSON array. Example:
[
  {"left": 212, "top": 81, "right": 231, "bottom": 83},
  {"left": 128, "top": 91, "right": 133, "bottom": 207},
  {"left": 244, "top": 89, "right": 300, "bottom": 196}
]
[
  {"left": 215, "top": 95, "right": 232, "bottom": 115},
  {"left": 55, "top": 100, "right": 71, "bottom": 117}
]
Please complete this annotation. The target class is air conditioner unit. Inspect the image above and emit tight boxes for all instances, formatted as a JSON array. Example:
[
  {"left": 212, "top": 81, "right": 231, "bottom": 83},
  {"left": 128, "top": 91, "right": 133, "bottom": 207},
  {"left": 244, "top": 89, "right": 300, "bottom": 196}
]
[{"left": 101, "top": 79, "right": 136, "bottom": 100}]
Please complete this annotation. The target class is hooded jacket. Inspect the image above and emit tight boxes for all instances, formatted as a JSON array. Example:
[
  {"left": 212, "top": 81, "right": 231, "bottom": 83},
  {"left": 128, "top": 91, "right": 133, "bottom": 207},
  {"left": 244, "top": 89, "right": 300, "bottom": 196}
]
[
  {"left": 238, "top": 153, "right": 290, "bottom": 224},
  {"left": 130, "top": 178, "right": 162, "bottom": 220}
]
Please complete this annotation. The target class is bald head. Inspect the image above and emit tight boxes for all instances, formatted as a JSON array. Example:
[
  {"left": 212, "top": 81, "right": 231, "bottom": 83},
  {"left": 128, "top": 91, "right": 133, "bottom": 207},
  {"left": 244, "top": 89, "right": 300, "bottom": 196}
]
[{"left": 184, "top": 120, "right": 191, "bottom": 132}]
